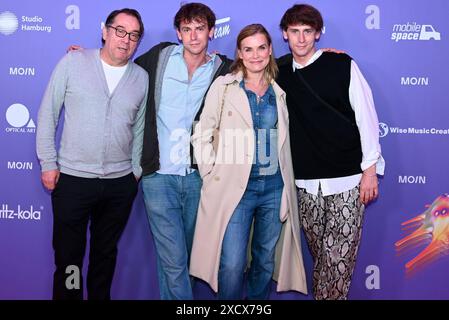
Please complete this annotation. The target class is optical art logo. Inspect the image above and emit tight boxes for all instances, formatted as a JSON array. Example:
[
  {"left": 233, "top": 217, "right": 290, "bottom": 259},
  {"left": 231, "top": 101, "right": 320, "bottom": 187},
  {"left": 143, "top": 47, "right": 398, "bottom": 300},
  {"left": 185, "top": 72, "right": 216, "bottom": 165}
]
[
  {"left": 391, "top": 23, "right": 441, "bottom": 42},
  {"left": 214, "top": 17, "right": 231, "bottom": 39},
  {"left": 0, "top": 11, "right": 19, "bottom": 35},
  {"left": 5, "top": 103, "right": 36, "bottom": 134},
  {"left": 395, "top": 194, "right": 449, "bottom": 275},
  {"left": 0, "top": 204, "right": 42, "bottom": 221}
]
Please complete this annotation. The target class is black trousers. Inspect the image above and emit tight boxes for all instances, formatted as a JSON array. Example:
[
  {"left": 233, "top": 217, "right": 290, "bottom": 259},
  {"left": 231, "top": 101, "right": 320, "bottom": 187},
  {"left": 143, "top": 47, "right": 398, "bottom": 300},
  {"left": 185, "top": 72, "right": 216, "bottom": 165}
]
[{"left": 51, "top": 173, "right": 138, "bottom": 300}]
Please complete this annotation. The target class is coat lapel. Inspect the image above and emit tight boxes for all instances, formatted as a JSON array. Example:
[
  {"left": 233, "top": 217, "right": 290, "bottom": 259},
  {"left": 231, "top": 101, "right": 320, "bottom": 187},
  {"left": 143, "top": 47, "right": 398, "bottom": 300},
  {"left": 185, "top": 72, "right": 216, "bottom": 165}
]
[
  {"left": 272, "top": 82, "right": 288, "bottom": 154},
  {"left": 227, "top": 85, "right": 253, "bottom": 128}
]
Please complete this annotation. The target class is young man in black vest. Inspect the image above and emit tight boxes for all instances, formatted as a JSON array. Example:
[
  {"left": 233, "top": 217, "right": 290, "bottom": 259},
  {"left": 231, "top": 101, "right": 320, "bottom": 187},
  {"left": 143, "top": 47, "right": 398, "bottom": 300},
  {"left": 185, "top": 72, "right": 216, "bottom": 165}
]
[{"left": 276, "top": 4, "right": 385, "bottom": 300}]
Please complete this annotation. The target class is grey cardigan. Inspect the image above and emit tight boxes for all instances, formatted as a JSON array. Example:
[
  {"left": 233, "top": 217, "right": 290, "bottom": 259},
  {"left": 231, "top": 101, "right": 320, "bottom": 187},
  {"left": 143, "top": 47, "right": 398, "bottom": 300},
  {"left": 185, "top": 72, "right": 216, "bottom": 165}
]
[{"left": 36, "top": 49, "right": 149, "bottom": 178}]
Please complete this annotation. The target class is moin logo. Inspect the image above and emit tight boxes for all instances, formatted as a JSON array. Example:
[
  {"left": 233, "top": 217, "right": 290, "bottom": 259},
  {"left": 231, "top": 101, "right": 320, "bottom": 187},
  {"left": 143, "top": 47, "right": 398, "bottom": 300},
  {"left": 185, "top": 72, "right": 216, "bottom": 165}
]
[
  {"left": 400, "top": 76, "right": 429, "bottom": 86},
  {"left": 214, "top": 17, "right": 231, "bottom": 39},
  {"left": 391, "top": 23, "right": 441, "bottom": 42},
  {"left": 395, "top": 194, "right": 449, "bottom": 276},
  {"left": 9, "top": 67, "right": 35, "bottom": 76},
  {"left": 0, "top": 204, "right": 42, "bottom": 220},
  {"left": 5, "top": 103, "right": 36, "bottom": 134},
  {"left": 0, "top": 11, "right": 19, "bottom": 35},
  {"left": 7, "top": 161, "right": 33, "bottom": 170},
  {"left": 398, "top": 175, "right": 426, "bottom": 184}
]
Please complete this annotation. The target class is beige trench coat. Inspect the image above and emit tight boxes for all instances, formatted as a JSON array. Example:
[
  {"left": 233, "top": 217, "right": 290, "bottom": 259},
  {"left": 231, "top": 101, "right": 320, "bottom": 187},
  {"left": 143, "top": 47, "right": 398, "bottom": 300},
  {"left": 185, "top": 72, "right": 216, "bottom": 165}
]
[{"left": 190, "top": 72, "right": 307, "bottom": 294}]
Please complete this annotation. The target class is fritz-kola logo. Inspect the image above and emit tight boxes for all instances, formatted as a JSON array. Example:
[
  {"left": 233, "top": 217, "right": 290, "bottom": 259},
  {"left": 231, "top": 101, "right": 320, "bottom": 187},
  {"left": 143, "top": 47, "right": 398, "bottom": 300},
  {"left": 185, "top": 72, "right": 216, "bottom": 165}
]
[
  {"left": 214, "top": 17, "right": 230, "bottom": 39},
  {"left": 0, "top": 204, "right": 42, "bottom": 220},
  {"left": 0, "top": 11, "right": 18, "bottom": 35},
  {"left": 5, "top": 103, "right": 36, "bottom": 134},
  {"left": 392, "top": 23, "right": 441, "bottom": 42}
]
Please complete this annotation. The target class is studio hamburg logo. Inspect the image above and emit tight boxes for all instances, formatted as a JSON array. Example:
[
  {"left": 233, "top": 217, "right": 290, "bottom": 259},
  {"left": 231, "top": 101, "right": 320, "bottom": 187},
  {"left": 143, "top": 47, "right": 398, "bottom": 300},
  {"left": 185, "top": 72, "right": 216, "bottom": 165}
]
[
  {"left": 5, "top": 103, "right": 36, "bottom": 133},
  {"left": 0, "top": 11, "right": 19, "bottom": 36}
]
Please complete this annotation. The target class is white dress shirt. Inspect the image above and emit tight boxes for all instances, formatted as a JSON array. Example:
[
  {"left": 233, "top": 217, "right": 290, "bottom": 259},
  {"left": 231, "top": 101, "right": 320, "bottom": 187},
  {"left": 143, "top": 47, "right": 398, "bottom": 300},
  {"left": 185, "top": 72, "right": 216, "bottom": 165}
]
[{"left": 293, "top": 49, "right": 385, "bottom": 196}]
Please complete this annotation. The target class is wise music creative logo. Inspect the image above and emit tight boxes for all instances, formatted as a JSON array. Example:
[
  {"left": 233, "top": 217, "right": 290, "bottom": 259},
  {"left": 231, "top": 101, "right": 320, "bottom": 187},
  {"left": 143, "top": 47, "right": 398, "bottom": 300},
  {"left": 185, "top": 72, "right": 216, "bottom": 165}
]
[{"left": 379, "top": 122, "right": 449, "bottom": 137}]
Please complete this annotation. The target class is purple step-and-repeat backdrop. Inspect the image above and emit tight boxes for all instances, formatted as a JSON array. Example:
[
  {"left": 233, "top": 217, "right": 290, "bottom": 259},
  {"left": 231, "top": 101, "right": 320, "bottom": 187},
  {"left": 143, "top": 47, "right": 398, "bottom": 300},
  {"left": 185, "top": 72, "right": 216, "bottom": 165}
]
[{"left": 1, "top": 0, "right": 448, "bottom": 299}]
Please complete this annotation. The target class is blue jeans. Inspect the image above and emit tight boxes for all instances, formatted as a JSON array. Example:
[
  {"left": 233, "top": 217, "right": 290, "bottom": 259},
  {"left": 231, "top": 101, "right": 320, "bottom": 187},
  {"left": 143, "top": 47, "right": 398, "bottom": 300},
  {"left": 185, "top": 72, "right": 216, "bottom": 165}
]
[
  {"left": 218, "top": 172, "right": 283, "bottom": 300},
  {"left": 141, "top": 171, "right": 202, "bottom": 300}
]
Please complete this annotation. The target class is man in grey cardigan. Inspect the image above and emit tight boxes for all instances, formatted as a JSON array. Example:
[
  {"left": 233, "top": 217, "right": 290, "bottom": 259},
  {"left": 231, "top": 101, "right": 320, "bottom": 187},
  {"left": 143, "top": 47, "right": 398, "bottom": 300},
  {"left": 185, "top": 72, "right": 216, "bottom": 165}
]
[{"left": 36, "top": 8, "right": 149, "bottom": 300}]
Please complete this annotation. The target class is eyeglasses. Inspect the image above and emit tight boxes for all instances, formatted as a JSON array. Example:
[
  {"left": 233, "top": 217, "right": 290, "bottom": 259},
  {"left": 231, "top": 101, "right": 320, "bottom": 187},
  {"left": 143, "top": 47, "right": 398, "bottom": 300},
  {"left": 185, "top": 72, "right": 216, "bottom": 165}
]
[{"left": 106, "top": 25, "right": 141, "bottom": 42}]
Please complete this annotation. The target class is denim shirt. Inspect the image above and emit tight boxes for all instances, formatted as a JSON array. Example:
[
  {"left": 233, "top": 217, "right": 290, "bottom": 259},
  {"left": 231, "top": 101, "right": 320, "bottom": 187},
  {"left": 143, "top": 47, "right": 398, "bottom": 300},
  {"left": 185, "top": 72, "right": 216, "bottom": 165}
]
[
  {"left": 157, "top": 45, "right": 216, "bottom": 176},
  {"left": 241, "top": 82, "right": 280, "bottom": 178}
]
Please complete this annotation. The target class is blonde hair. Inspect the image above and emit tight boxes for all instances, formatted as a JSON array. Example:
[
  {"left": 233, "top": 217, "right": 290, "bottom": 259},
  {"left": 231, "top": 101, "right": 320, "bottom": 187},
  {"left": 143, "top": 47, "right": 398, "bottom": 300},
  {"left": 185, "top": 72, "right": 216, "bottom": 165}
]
[{"left": 230, "top": 24, "right": 278, "bottom": 83}]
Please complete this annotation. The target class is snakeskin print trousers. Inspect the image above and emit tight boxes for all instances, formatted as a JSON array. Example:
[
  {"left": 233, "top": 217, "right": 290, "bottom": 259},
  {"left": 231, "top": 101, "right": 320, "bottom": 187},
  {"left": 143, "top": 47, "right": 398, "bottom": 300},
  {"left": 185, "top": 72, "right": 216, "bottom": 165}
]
[{"left": 298, "top": 185, "right": 365, "bottom": 300}]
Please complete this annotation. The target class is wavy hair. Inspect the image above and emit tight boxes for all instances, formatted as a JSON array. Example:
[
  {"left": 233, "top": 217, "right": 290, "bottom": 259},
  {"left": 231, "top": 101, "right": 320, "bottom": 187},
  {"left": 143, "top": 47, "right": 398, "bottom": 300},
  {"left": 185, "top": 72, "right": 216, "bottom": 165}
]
[{"left": 230, "top": 24, "right": 278, "bottom": 83}]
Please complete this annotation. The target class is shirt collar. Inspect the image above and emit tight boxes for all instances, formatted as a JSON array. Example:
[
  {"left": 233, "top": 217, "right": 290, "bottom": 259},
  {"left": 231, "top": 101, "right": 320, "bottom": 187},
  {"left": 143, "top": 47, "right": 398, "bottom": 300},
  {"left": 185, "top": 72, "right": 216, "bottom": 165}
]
[
  {"left": 292, "top": 49, "right": 323, "bottom": 70},
  {"left": 172, "top": 44, "right": 216, "bottom": 64},
  {"left": 240, "top": 79, "right": 275, "bottom": 98},
  {"left": 171, "top": 44, "right": 184, "bottom": 56}
]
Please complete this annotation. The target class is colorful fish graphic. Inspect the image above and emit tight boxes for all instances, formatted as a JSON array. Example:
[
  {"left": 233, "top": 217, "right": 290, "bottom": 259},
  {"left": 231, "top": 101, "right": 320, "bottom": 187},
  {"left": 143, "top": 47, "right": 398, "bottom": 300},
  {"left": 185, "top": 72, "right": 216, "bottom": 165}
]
[{"left": 395, "top": 194, "right": 449, "bottom": 274}]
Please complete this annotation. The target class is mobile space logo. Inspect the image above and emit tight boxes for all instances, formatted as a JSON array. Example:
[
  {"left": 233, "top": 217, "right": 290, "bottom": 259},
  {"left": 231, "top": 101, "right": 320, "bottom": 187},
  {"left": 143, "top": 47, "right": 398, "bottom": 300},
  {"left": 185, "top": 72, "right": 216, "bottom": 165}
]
[
  {"left": 0, "top": 11, "right": 19, "bottom": 35},
  {"left": 391, "top": 22, "right": 441, "bottom": 42},
  {"left": 214, "top": 17, "right": 230, "bottom": 39},
  {"left": 5, "top": 103, "right": 36, "bottom": 134}
]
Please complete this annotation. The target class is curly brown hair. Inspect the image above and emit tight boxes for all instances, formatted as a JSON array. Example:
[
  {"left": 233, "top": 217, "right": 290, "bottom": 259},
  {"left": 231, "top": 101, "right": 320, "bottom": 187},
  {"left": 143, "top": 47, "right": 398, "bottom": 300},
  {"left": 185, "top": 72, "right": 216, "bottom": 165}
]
[
  {"left": 174, "top": 3, "right": 216, "bottom": 31},
  {"left": 280, "top": 4, "right": 323, "bottom": 32}
]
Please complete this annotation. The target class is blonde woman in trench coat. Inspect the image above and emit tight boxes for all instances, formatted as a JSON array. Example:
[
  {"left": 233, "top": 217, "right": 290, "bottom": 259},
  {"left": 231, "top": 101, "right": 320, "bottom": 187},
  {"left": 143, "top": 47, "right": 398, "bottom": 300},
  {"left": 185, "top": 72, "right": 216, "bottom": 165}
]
[{"left": 190, "top": 24, "right": 307, "bottom": 299}]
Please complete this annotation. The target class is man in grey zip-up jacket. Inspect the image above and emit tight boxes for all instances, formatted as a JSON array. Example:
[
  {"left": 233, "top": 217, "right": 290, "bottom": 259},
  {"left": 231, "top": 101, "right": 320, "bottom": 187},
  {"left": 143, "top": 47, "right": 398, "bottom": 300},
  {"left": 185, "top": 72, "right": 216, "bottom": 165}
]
[{"left": 36, "top": 8, "right": 148, "bottom": 300}]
